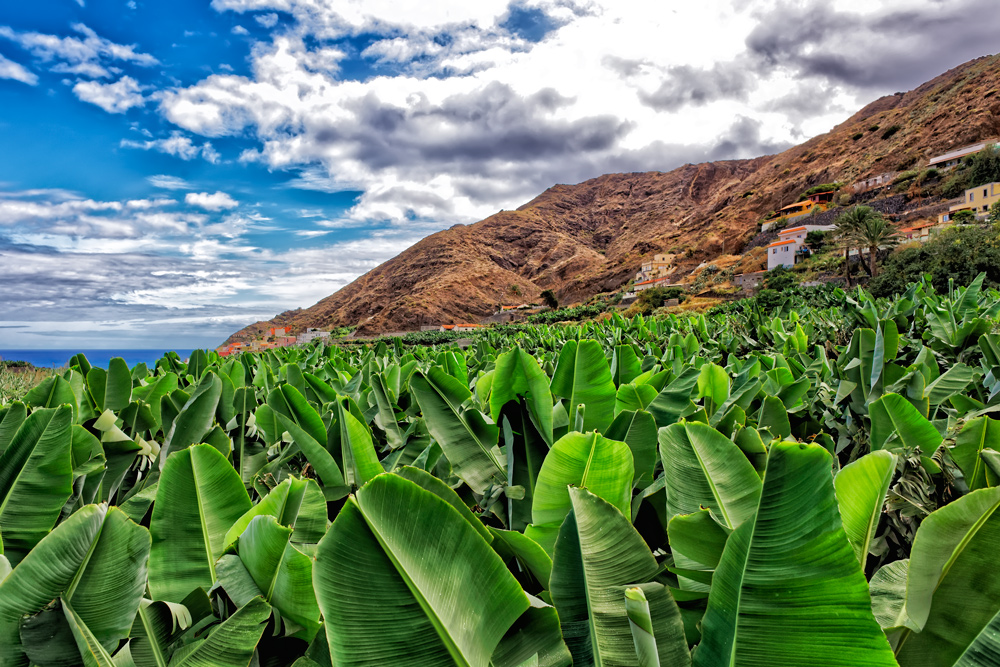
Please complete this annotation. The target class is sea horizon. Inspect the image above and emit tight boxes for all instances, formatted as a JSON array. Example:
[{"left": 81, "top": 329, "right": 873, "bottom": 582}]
[{"left": 0, "top": 349, "right": 200, "bottom": 369}]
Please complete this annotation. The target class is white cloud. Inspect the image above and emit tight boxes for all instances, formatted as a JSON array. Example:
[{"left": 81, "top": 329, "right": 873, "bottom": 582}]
[
  {"left": 231, "top": 25, "right": 250, "bottom": 35},
  {"left": 122, "top": 131, "right": 221, "bottom": 162},
  {"left": 147, "top": 174, "right": 193, "bottom": 190},
  {"left": 255, "top": 13, "right": 279, "bottom": 28},
  {"left": 73, "top": 76, "right": 144, "bottom": 113},
  {"left": 155, "top": 0, "right": 1000, "bottom": 229},
  {"left": 0, "top": 23, "right": 157, "bottom": 79},
  {"left": 0, "top": 53, "right": 37, "bottom": 85},
  {"left": 185, "top": 191, "right": 239, "bottom": 210}
]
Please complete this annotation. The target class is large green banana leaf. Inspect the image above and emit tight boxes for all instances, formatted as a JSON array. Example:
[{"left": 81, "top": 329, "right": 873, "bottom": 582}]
[
  {"left": 693, "top": 442, "right": 897, "bottom": 666},
  {"left": 148, "top": 444, "right": 251, "bottom": 602},
  {"left": 87, "top": 357, "right": 133, "bottom": 413},
  {"left": 549, "top": 340, "right": 617, "bottom": 433},
  {"left": 0, "top": 404, "right": 74, "bottom": 563},
  {"left": 63, "top": 599, "right": 116, "bottom": 667},
  {"left": 835, "top": 450, "right": 896, "bottom": 569},
  {"left": 224, "top": 476, "right": 327, "bottom": 547},
  {"left": 605, "top": 410, "right": 658, "bottom": 488},
  {"left": 127, "top": 592, "right": 213, "bottom": 667},
  {"left": 159, "top": 374, "right": 222, "bottom": 466},
  {"left": 869, "top": 392, "right": 942, "bottom": 453},
  {"left": 491, "top": 346, "right": 555, "bottom": 446},
  {"left": 314, "top": 474, "right": 530, "bottom": 667},
  {"left": 171, "top": 597, "right": 271, "bottom": 667},
  {"left": 491, "top": 603, "right": 573, "bottom": 667},
  {"left": 951, "top": 416, "right": 1000, "bottom": 491},
  {"left": 335, "top": 396, "right": 383, "bottom": 488},
  {"left": 657, "top": 421, "right": 761, "bottom": 529},
  {"left": 370, "top": 372, "right": 405, "bottom": 450},
  {"left": 0, "top": 505, "right": 148, "bottom": 665},
  {"left": 549, "top": 487, "right": 690, "bottom": 667},
  {"left": 22, "top": 374, "right": 78, "bottom": 419},
  {"left": 410, "top": 366, "right": 506, "bottom": 494},
  {"left": 527, "top": 431, "right": 632, "bottom": 554},
  {"left": 895, "top": 486, "right": 1000, "bottom": 666},
  {"left": 232, "top": 515, "right": 320, "bottom": 639},
  {"left": 0, "top": 402, "right": 26, "bottom": 453}
]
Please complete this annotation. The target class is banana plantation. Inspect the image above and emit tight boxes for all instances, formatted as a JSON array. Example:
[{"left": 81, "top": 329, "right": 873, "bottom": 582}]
[{"left": 4, "top": 274, "right": 1000, "bottom": 666}]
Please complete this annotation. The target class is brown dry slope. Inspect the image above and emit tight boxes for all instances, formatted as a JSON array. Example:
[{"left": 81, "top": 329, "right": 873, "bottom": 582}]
[{"left": 226, "top": 54, "right": 1000, "bottom": 341}]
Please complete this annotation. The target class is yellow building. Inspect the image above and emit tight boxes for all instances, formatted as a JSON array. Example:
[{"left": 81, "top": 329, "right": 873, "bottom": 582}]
[
  {"left": 634, "top": 254, "right": 673, "bottom": 284},
  {"left": 939, "top": 182, "right": 1000, "bottom": 223}
]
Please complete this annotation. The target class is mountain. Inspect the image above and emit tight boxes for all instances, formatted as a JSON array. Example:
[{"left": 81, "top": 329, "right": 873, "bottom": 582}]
[{"left": 225, "top": 54, "right": 1000, "bottom": 342}]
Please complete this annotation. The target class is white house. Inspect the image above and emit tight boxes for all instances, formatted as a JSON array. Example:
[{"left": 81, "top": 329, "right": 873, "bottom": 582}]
[
  {"left": 296, "top": 328, "right": 330, "bottom": 344},
  {"left": 767, "top": 224, "right": 836, "bottom": 270}
]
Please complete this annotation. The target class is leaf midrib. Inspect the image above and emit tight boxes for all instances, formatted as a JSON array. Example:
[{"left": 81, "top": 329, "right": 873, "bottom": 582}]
[
  {"left": 355, "top": 497, "right": 472, "bottom": 667},
  {"left": 189, "top": 451, "right": 216, "bottom": 582}
]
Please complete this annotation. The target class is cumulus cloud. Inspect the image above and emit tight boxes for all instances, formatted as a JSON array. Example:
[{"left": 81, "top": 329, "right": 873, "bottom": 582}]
[
  {"left": 744, "top": 0, "right": 1000, "bottom": 91},
  {"left": 231, "top": 25, "right": 250, "bottom": 35},
  {"left": 0, "top": 23, "right": 157, "bottom": 79},
  {"left": 73, "top": 76, "right": 144, "bottom": 113},
  {"left": 185, "top": 191, "right": 239, "bottom": 210},
  {"left": 639, "top": 61, "right": 756, "bottom": 112},
  {"left": 0, "top": 53, "right": 37, "bottom": 85},
  {"left": 255, "top": 13, "right": 279, "bottom": 28},
  {"left": 122, "top": 131, "right": 221, "bottom": 162}
]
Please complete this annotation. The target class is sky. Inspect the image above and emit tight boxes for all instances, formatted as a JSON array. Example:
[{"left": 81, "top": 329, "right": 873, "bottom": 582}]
[{"left": 1, "top": 0, "right": 998, "bottom": 350}]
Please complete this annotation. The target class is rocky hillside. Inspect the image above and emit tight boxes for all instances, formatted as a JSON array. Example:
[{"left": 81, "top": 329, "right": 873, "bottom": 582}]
[{"left": 225, "top": 54, "right": 1000, "bottom": 341}]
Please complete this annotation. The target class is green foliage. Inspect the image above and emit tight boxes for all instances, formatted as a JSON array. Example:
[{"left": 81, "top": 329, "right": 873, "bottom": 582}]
[
  {"left": 638, "top": 286, "right": 686, "bottom": 309},
  {"left": 798, "top": 182, "right": 842, "bottom": 200},
  {"left": 852, "top": 132, "right": 864, "bottom": 141},
  {"left": 805, "top": 230, "right": 828, "bottom": 250},
  {"left": 870, "top": 224, "right": 1000, "bottom": 297},
  {"left": 953, "top": 209, "right": 977, "bottom": 224},
  {"left": 526, "top": 303, "right": 604, "bottom": 324},
  {"left": 764, "top": 266, "right": 797, "bottom": 291},
  {"left": 881, "top": 125, "right": 901, "bottom": 140},
  {"left": 7, "top": 275, "right": 1000, "bottom": 664},
  {"left": 540, "top": 289, "right": 559, "bottom": 309}
]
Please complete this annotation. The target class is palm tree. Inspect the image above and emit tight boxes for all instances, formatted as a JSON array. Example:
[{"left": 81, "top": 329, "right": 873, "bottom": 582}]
[
  {"left": 834, "top": 206, "right": 899, "bottom": 279},
  {"left": 854, "top": 213, "right": 900, "bottom": 277},
  {"left": 834, "top": 206, "right": 872, "bottom": 286}
]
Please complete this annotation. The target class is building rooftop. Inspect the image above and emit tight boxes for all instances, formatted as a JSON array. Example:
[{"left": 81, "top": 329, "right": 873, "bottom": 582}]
[
  {"left": 929, "top": 141, "right": 994, "bottom": 166},
  {"left": 767, "top": 239, "right": 797, "bottom": 247}
]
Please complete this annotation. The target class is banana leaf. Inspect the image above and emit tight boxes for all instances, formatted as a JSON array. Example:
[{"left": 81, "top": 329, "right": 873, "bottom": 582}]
[{"left": 693, "top": 443, "right": 897, "bottom": 666}]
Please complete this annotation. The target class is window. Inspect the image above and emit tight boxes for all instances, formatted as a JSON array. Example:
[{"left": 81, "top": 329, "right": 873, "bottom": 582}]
[
  {"left": 772, "top": 249, "right": 776, "bottom": 254},
  {"left": 985, "top": 189, "right": 989, "bottom": 198},
  {"left": 970, "top": 193, "right": 975, "bottom": 202}
]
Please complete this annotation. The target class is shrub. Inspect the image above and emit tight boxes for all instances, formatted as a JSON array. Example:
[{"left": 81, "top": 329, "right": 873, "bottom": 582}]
[
  {"left": 892, "top": 170, "right": 919, "bottom": 185},
  {"left": 805, "top": 230, "right": 828, "bottom": 251},
  {"left": 638, "top": 286, "right": 687, "bottom": 309},
  {"left": 851, "top": 132, "right": 864, "bottom": 141},
  {"left": 881, "top": 125, "right": 901, "bottom": 140},
  {"left": 764, "top": 266, "right": 797, "bottom": 291},
  {"left": 940, "top": 171, "right": 971, "bottom": 198},
  {"left": 798, "top": 183, "right": 842, "bottom": 200},
  {"left": 540, "top": 289, "right": 559, "bottom": 309},
  {"left": 952, "top": 209, "right": 976, "bottom": 224},
  {"left": 918, "top": 168, "right": 940, "bottom": 184},
  {"left": 869, "top": 124, "right": 880, "bottom": 132}
]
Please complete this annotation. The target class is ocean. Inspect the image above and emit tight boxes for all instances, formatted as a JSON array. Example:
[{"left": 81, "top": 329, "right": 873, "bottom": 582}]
[{"left": 0, "top": 349, "right": 198, "bottom": 369}]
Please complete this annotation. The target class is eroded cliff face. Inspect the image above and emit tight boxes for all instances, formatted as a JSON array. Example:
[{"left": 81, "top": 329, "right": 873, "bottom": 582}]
[{"left": 225, "top": 54, "right": 1000, "bottom": 342}]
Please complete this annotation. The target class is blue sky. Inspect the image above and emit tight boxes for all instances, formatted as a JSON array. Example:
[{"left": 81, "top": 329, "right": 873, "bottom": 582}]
[{"left": 1, "top": 0, "right": 998, "bottom": 349}]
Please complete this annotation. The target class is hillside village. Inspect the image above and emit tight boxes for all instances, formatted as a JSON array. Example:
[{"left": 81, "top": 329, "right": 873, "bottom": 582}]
[{"left": 220, "top": 136, "right": 1000, "bottom": 354}]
